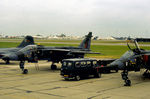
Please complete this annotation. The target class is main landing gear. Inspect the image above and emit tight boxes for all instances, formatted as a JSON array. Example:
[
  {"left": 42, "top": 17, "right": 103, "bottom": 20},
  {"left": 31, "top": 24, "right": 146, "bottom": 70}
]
[
  {"left": 5, "top": 60, "right": 10, "bottom": 64},
  {"left": 19, "top": 61, "right": 28, "bottom": 74},
  {"left": 51, "top": 63, "right": 57, "bottom": 70},
  {"left": 121, "top": 69, "right": 131, "bottom": 86}
]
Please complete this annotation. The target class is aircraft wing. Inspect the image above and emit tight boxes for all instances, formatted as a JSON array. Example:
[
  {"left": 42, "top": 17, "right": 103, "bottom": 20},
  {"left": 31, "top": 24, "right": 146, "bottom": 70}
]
[
  {"left": 38, "top": 48, "right": 100, "bottom": 55},
  {"left": 0, "top": 54, "right": 5, "bottom": 58},
  {"left": 70, "top": 51, "right": 100, "bottom": 54},
  {"left": 0, "top": 52, "right": 11, "bottom": 58},
  {"left": 39, "top": 49, "right": 70, "bottom": 52},
  {"left": 145, "top": 54, "right": 150, "bottom": 55},
  {"left": 143, "top": 51, "right": 150, "bottom": 56}
]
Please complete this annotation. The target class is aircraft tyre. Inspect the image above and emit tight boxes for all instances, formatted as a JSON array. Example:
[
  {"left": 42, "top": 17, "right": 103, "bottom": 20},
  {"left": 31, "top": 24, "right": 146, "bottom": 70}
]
[
  {"left": 51, "top": 65, "right": 57, "bottom": 70},
  {"left": 75, "top": 75, "right": 80, "bottom": 81},
  {"left": 23, "top": 69, "right": 28, "bottom": 74}
]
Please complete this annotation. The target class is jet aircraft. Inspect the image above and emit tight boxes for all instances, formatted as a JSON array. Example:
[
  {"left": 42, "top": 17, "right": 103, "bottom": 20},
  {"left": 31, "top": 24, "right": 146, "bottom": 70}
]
[
  {"left": 3, "top": 32, "right": 100, "bottom": 74},
  {"left": 0, "top": 36, "right": 34, "bottom": 64},
  {"left": 108, "top": 40, "right": 150, "bottom": 86}
]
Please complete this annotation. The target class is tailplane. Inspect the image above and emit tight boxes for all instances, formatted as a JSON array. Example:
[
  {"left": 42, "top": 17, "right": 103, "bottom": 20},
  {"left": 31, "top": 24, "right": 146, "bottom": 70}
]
[
  {"left": 17, "top": 36, "right": 34, "bottom": 48},
  {"left": 78, "top": 32, "right": 92, "bottom": 49}
]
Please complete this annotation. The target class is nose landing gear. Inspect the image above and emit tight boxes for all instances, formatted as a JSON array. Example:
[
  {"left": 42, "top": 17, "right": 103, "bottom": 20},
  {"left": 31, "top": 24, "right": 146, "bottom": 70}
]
[
  {"left": 121, "top": 69, "right": 131, "bottom": 86},
  {"left": 19, "top": 61, "right": 28, "bottom": 74}
]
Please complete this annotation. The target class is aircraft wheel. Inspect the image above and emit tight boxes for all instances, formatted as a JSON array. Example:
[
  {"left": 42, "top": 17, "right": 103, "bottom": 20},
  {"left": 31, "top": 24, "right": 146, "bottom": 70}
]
[
  {"left": 124, "top": 79, "right": 131, "bottom": 86},
  {"left": 75, "top": 75, "right": 80, "bottom": 81},
  {"left": 23, "top": 69, "right": 28, "bottom": 74},
  {"left": 51, "top": 65, "right": 57, "bottom": 70}
]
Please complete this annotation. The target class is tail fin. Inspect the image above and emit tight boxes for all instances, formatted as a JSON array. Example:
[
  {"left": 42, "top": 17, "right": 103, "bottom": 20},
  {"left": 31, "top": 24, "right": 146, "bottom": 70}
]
[
  {"left": 17, "top": 36, "right": 34, "bottom": 48},
  {"left": 78, "top": 32, "right": 92, "bottom": 49}
]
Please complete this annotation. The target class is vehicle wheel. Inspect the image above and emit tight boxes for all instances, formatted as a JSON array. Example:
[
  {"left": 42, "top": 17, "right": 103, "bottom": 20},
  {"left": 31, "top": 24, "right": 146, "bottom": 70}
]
[
  {"left": 143, "top": 73, "right": 148, "bottom": 77},
  {"left": 51, "top": 65, "right": 57, "bottom": 70},
  {"left": 124, "top": 79, "right": 131, "bottom": 86},
  {"left": 143, "top": 72, "right": 147, "bottom": 77},
  {"left": 95, "top": 72, "right": 101, "bottom": 78},
  {"left": 75, "top": 75, "right": 80, "bottom": 81},
  {"left": 23, "top": 69, "right": 28, "bottom": 74},
  {"left": 143, "top": 72, "right": 150, "bottom": 78}
]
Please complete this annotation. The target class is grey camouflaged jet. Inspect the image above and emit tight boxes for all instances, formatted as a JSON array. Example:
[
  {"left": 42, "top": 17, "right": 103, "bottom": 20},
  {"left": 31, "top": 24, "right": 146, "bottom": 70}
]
[
  {"left": 108, "top": 40, "right": 150, "bottom": 86},
  {"left": 0, "top": 36, "right": 34, "bottom": 64}
]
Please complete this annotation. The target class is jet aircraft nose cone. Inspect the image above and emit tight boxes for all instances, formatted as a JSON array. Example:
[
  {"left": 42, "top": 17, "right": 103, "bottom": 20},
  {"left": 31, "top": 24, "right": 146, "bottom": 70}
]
[{"left": 109, "top": 59, "right": 124, "bottom": 70}]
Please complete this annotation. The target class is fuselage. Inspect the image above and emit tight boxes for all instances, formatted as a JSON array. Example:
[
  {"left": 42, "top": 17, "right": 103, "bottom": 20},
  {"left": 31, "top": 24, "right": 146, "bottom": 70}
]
[
  {"left": 0, "top": 48, "right": 21, "bottom": 58},
  {"left": 109, "top": 49, "right": 150, "bottom": 70}
]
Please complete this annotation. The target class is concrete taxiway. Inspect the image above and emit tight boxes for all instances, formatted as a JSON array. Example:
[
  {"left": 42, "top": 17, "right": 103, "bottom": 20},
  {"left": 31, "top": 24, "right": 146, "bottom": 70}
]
[{"left": 0, "top": 61, "right": 150, "bottom": 99}]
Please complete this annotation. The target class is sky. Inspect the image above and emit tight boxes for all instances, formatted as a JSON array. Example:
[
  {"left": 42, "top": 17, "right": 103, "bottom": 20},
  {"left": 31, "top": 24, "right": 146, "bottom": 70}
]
[{"left": 0, "top": 0, "right": 150, "bottom": 37}]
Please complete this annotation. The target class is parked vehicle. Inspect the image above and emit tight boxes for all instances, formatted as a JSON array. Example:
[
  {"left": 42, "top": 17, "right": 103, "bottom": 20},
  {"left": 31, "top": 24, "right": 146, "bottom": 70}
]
[{"left": 60, "top": 58, "right": 102, "bottom": 81}]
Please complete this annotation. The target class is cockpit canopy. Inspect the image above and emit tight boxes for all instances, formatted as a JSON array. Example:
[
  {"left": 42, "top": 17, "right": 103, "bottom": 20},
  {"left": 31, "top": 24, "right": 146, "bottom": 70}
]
[
  {"left": 19, "top": 45, "right": 37, "bottom": 52},
  {"left": 17, "top": 45, "right": 38, "bottom": 56}
]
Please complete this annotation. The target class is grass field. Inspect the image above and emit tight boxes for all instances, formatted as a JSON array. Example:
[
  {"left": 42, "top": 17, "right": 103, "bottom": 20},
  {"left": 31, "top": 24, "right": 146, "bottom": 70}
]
[
  {"left": 1, "top": 38, "right": 150, "bottom": 44},
  {"left": 0, "top": 39, "right": 150, "bottom": 59}
]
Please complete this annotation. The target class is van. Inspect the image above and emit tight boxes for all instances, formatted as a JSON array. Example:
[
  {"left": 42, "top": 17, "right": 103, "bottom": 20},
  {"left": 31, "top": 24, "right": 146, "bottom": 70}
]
[{"left": 60, "top": 58, "right": 101, "bottom": 81}]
